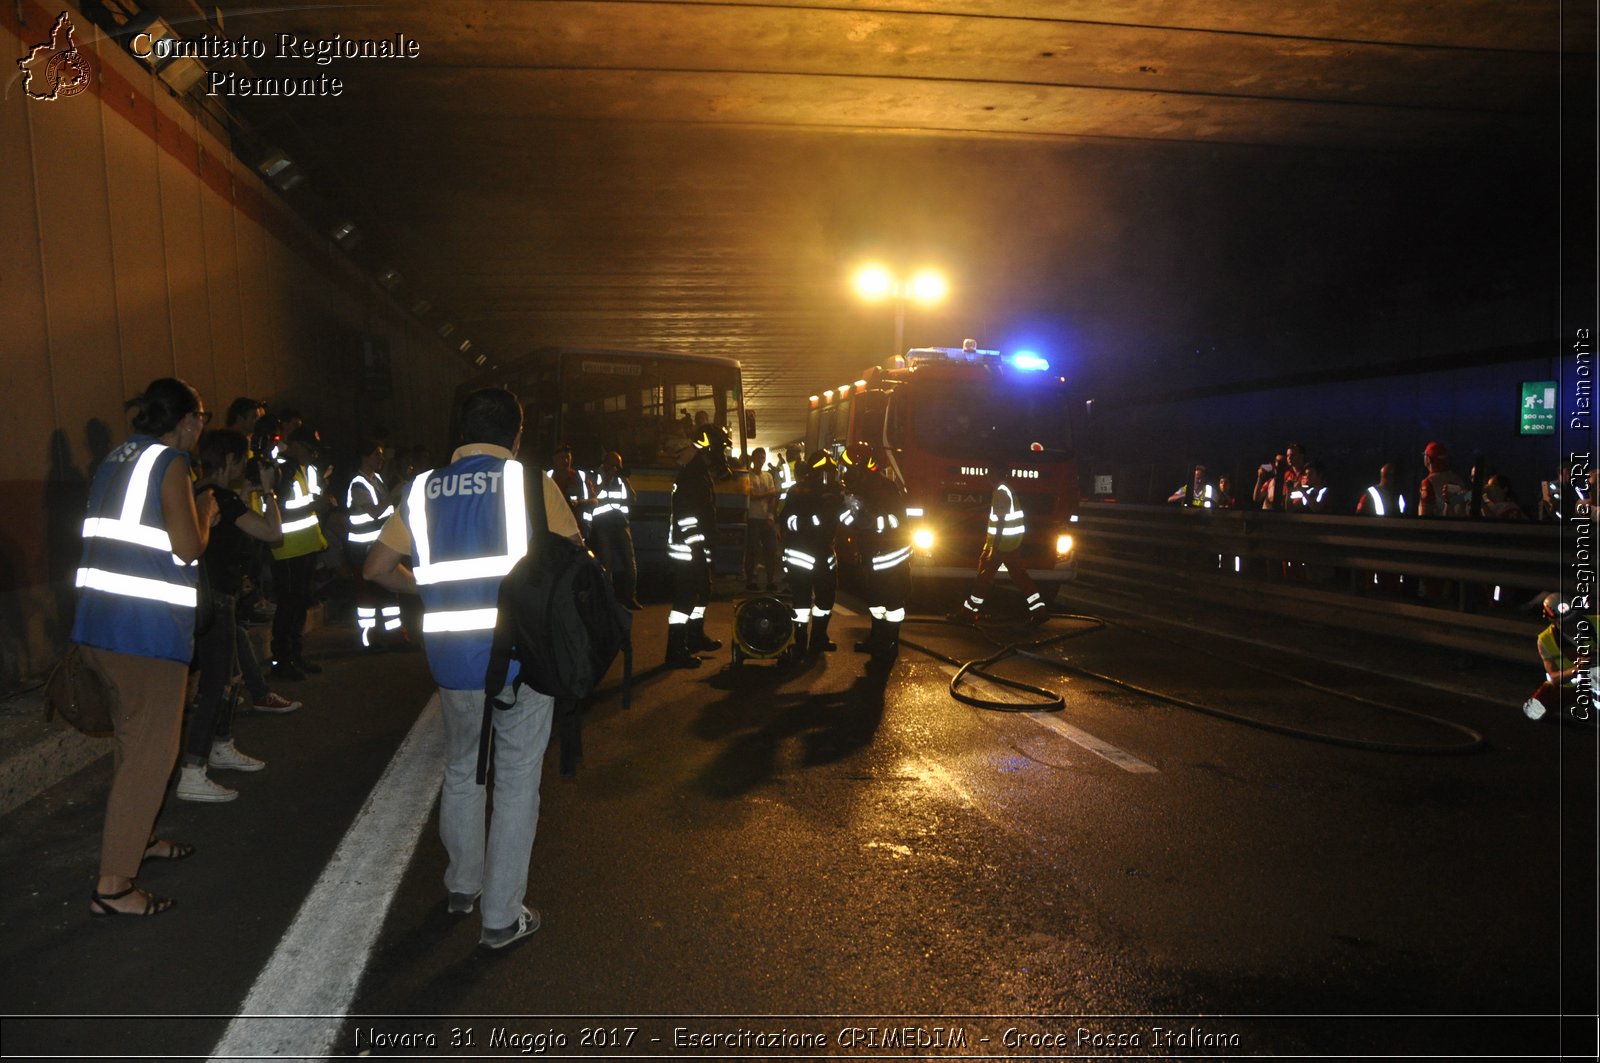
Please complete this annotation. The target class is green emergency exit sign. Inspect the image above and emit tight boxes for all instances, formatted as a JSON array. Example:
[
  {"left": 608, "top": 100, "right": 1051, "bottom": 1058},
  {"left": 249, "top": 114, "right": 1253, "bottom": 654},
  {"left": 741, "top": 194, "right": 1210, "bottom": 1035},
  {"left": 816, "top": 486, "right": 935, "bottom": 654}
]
[{"left": 1521, "top": 380, "right": 1557, "bottom": 435}]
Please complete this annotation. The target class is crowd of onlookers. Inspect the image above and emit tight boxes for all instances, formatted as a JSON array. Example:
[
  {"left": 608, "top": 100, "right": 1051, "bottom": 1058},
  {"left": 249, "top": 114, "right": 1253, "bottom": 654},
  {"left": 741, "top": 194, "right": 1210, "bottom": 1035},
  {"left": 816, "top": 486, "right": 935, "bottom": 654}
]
[
  {"left": 1167, "top": 439, "right": 1591, "bottom": 521},
  {"left": 72, "top": 381, "right": 458, "bottom": 917}
]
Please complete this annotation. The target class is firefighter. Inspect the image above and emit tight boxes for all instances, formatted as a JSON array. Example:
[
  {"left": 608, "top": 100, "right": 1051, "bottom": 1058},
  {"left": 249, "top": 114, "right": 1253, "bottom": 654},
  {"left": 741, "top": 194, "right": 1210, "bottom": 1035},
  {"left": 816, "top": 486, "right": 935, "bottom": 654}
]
[
  {"left": 1523, "top": 592, "right": 1597, "bottom": 722},
  {"left": 665, "top": 424, "right": 730, "bottom": 668},
  {"left": 588, "top": 450, "right": 641, "bottom": 610},
  {"left": 841, "top": 442, "right": 910, "bottom": 660},
  {"left": 951, "top": 459, "right": 1048, "bottom": 624},
  {"left": 781, "top": 451, "right": 849, "bottom": 660}
]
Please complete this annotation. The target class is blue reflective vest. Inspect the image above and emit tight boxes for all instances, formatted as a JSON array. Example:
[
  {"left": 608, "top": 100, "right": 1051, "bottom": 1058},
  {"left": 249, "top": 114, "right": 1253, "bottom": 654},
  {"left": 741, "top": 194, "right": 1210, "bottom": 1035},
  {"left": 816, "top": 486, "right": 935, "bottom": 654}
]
[
  {"left": 70, "top": 436, "right": 199, "bottom": 663},
  {"left": 400, "top": 455, "right": 531, "bottom": 690}
]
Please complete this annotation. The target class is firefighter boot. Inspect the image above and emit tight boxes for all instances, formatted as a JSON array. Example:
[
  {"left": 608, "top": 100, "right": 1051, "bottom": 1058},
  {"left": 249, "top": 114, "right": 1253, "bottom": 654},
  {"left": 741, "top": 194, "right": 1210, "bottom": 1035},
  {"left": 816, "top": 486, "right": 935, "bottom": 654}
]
[
  {"left": 687, "top": 617, "right": 722, "bottom": 653},
  {"left": 665, "top": 624, "right": 702, "bottom": 669},
  {"left": 788, "top": 623, "right": 809, "bottom": 663},
  {"left": 853, "top": 618, "right": 883, "bottom": 654},
  {"left": 808, "top": 613, "right": 835, "bottom": 655},
  {"left": 872, "top": 621, "right": 902, "bottom": 662}
]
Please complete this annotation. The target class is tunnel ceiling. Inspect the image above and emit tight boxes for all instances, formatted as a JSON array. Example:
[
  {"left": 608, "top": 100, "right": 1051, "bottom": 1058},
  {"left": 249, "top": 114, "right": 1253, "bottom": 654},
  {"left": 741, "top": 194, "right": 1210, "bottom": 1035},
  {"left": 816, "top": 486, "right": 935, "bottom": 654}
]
[{"left": 147, "top": 0, "right": 1585, "bottom": 446}]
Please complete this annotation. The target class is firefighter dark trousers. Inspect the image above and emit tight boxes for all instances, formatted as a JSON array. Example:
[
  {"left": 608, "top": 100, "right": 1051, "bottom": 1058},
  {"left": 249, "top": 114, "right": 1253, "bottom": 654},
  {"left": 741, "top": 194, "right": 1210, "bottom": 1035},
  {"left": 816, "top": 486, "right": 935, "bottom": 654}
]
[
  {"left": 961, "top": 543, "right": 1046, "bottom": 617},
  {"left": 860, "top": 562, "right": 909, "bottom": 655},
  {"left": 786, "top": 558, "right": 837, "bottom": 655},
  {"left": 668, "top": 544, "right": 716, "bottom": 656}
]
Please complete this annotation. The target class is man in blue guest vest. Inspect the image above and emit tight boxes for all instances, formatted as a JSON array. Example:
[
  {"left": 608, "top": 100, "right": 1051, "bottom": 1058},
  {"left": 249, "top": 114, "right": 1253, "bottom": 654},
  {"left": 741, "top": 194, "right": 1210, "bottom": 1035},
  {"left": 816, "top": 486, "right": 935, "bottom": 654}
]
[{"left": 364, "top": 387, "right": 582, "bottom": 950}]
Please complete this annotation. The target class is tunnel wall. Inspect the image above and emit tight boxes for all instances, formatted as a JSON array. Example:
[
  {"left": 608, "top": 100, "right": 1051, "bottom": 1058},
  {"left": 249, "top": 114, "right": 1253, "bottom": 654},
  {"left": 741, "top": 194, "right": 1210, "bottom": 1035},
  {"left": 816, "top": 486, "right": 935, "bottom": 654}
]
[{"left": 1, "top": 3, "right": 468, "bottom": 684}]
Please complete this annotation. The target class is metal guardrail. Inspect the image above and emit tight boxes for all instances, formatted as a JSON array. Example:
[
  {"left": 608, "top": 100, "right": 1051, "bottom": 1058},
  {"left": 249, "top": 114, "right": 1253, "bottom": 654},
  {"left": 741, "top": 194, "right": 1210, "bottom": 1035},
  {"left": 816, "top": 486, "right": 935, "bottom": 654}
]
[{"left": 1074, "top": 502, "right": 1561, "bottom": 664}]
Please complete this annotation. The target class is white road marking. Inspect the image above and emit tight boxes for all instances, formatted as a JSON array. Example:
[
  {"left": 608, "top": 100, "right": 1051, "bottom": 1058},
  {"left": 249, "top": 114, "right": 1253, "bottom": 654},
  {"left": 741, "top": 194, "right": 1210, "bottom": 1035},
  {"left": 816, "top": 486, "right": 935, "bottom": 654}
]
[
  {"left": 1024, "top": 710, "right": 1159, "bottom": 773},
  {"left": 928, "top": 657, "right": 1157, "bottom": 775},
  {"left": 209, "top": 694, "right": 445, "bottom": 1062}
]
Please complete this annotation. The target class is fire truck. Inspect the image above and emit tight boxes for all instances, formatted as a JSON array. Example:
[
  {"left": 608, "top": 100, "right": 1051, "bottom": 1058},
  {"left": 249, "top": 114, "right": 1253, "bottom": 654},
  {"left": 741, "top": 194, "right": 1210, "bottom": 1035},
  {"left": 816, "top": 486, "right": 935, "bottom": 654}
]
[{"left": 803, "top": 344, "right": 1079, "bottom": 605}]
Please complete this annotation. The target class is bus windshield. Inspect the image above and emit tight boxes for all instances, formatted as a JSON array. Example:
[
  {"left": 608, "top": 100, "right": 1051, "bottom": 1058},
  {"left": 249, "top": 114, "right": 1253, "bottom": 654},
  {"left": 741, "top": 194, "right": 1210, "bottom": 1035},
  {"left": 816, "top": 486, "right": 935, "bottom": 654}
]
[
  {"left": 904, "top": 379, "right": 1073, "bottom": 456},
  {"left": 521, "top": 350, "right": 744, "bottom": 468}
]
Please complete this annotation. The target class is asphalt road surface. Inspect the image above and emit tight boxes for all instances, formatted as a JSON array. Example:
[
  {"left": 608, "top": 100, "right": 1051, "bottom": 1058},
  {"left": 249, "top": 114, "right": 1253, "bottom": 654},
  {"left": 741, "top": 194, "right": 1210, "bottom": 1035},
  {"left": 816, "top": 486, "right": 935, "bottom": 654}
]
[{"left": 2, "top": 586, "right": 1594, "bottom": 1061}]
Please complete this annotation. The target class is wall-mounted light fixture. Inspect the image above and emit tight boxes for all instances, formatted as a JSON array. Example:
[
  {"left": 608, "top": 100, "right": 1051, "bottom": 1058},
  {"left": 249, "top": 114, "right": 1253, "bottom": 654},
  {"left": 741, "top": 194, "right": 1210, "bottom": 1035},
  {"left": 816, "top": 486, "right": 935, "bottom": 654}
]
[{"left": 125, "top": 15, "right": 208, "bottom": 94}]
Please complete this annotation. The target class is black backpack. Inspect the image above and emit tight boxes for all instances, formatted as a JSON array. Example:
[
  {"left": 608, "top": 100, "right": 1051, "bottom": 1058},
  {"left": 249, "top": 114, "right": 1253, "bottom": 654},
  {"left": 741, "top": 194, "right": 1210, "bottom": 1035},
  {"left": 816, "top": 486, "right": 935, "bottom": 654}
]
[{"left": 476, "top": 533, "right": 632, "bottom": 783}]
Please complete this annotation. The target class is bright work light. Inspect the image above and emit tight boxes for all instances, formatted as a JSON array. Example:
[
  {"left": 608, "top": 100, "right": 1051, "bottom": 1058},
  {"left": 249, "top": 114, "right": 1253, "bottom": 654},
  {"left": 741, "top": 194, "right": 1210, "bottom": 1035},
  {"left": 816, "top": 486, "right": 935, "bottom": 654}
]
[{"left": 852, "top": 264, "right": 894, "bottom": 302}]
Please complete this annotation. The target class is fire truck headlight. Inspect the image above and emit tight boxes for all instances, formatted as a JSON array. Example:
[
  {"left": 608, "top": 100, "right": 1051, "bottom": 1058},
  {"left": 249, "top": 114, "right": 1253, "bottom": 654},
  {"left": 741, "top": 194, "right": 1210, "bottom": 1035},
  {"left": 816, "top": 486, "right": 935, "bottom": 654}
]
[
  {"left": 912, "top": 527, "right": 936, "bottom": 552},
  {"left": 1055, "top": 533, "right": 1074, "bottom": 556}
]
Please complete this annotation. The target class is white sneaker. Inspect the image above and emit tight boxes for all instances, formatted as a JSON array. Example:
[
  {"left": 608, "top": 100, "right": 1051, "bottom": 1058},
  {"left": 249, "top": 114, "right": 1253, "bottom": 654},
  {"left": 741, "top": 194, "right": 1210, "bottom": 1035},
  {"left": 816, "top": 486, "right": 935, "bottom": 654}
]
[
  {"left": 480, "top": 906, "right": 541, "bottom": 949},
  {"left": 1522, "top": 697, "right": 1547, "bottom": 721},
  {"left": 177, "top": 764, "right": 237, "bottom": 802},
  {"left": 209, "top": 740, "right": 265, "bottom": 772}
]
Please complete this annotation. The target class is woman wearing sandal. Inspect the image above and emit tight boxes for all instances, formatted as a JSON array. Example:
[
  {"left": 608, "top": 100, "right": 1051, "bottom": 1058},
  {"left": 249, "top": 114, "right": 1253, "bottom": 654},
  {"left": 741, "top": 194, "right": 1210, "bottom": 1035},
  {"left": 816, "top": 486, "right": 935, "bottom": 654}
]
[{"left": 72, "top": 379, "right": 218, "bottom": 917}]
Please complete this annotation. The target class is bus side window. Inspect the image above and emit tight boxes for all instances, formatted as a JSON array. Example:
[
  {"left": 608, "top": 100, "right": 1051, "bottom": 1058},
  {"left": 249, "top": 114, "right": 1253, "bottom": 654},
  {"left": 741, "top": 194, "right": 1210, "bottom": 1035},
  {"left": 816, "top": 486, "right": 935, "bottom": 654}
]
[{"left": 805, "top": 405, "right": 821, "bottom": 455}]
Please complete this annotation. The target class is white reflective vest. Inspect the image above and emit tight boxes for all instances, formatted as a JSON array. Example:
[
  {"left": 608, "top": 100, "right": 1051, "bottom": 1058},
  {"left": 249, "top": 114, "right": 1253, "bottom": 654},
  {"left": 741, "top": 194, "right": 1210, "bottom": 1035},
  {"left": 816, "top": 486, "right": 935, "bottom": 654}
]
[
  {"left": 1291, "top": 485, "right": 1329, "bottom": 510},
  {"left": 70, "top": 437, "right": 199, "bottom": 663},
  {"left": 1186, "top": 483, "right": 1216, "bottom": 508},
  {"left": 588, "top": 475, "right": 631, "bottom": 524},
  {"left": 1363, "top": 485, "right": 1407, "bottom": 517},
  {"left": 402, "top": 456, "right": 531, "bottom": 690},
  {"left": 345, "top": 472, "right": 394, "bottom": 545}
]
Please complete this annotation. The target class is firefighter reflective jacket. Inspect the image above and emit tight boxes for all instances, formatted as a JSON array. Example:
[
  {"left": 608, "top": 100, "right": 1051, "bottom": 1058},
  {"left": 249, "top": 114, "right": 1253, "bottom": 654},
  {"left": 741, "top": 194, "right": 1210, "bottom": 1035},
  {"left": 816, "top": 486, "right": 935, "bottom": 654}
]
[
  {"left": 70, "top": 437, "right": 199, "bottom": 663},
  {"left": 848, "top": 472, "right": 911, "bottom": 573},
  {"left": 782, "top": 481, "right": 847, "bottom": 572},
  {"left": 669, "top": 454, "right": 717, "bottom": 561},
  {"left": 400, "top": 456, "right": 531, "bottom": 690}
]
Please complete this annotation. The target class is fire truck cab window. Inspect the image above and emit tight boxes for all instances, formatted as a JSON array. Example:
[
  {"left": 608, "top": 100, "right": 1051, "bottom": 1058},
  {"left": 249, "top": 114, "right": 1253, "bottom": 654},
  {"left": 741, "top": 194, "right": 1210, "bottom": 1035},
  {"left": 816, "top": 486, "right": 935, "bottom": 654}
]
[
  {"left": 910, "top": 388, "right": 1071, "bottom": 455},
  {"left": 853, "top": 391, "right": 886, "bottom": 446}
]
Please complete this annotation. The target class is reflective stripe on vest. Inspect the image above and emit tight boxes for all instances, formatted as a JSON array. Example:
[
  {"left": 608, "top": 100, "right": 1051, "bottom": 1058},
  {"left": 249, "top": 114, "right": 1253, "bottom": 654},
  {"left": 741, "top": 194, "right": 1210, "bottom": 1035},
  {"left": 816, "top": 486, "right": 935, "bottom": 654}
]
[
  {"left": 591, "top": 480, "right": 630, "bottom": 520},
  {"left": 987, "top": 484, "right": 1026, "bottom": 551},
  {"left": 346, "top": 473, "right": 394, "bottom": 544},
  {"left": 404, "top": 457, "right": 530, "bottom": 689},
  {"left": 70, "top": 438, "right": 199, "bottom": 663},
  {"left": 272, "top": 466, "right": 328, "bottom": 559}
]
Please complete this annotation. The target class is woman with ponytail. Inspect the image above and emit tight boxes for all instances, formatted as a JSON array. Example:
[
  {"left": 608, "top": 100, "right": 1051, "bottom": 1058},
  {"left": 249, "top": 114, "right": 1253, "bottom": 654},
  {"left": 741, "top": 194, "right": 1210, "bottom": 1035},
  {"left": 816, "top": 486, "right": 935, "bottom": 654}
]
[{"left": 71, "top": 378, "right": 218, "bottom": 917}]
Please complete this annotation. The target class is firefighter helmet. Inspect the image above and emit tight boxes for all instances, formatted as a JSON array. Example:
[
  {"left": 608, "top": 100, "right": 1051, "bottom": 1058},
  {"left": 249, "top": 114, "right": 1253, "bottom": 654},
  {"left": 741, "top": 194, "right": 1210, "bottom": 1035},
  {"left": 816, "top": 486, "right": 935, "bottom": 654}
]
[
  {"left": 692, "top": 424, "right": 731, "bottom": 451},
  {"left": 841, "top": 442, "right": 877, "bottom": 473}
]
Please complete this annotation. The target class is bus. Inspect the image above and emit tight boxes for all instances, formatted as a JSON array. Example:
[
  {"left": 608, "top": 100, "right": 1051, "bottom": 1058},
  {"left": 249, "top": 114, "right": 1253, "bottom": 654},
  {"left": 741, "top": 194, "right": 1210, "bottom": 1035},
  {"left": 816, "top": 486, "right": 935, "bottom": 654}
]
[
  {"left": 458, "top": 347, "right": 752, "bottom": 577},
  {"left": 804, "top": 344, "right": 1079, "bottom": 604}
]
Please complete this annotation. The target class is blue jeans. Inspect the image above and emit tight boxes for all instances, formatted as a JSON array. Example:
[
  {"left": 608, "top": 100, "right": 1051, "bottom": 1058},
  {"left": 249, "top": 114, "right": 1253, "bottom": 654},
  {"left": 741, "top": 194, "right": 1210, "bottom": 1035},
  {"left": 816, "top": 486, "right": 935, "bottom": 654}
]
[{"left": 437, "top": 684, "right": 555, "bottom": 929}]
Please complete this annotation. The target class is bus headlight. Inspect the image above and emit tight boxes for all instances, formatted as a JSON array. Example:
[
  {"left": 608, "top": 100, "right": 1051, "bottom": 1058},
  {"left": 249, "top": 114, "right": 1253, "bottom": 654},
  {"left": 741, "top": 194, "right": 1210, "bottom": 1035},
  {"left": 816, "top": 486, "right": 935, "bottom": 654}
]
[
  {"left": 1055, "top": 533, "right": 1074, "bottom": 556},
  {"left": 912, "top": 527, "right": 935, "bottom": 552}
]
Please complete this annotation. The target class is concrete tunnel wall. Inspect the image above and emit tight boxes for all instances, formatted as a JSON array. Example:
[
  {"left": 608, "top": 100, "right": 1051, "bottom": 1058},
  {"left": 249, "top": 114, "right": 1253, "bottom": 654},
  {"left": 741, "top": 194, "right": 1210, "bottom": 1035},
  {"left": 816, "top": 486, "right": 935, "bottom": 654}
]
[{"left": 1, "top": 3, "right": 470, "bottom": 684}]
